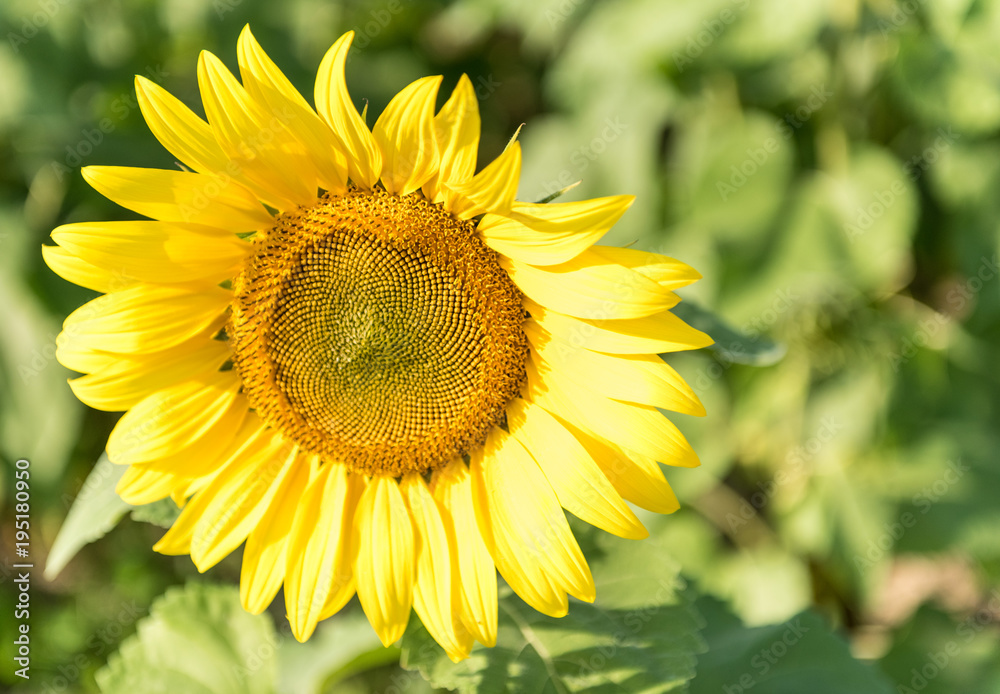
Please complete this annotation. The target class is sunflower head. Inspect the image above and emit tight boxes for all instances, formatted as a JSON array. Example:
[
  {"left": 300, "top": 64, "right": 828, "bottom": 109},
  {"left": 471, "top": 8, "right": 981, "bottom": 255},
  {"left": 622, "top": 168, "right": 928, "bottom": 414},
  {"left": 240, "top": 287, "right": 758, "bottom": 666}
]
[
  {"left": 230, "top": 187, "right": 528, "bottom": 477},
  {"left": 45, "top": 25, "right": 712, "bottom": 661}
]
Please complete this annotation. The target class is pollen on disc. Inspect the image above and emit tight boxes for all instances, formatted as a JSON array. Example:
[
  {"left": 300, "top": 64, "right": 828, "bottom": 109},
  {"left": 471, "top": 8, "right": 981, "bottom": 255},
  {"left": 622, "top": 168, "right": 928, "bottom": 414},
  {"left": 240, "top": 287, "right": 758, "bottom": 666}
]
[{"left": 230, "top": 188, "right": 528, "bottom": 477}]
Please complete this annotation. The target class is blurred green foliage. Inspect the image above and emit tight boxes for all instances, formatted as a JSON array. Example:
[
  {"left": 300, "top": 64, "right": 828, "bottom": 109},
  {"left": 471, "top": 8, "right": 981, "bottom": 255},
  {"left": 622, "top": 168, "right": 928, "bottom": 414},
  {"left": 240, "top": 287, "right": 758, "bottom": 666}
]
[{"left": 2, "top": 0, "right": 999, "bottom": 691}]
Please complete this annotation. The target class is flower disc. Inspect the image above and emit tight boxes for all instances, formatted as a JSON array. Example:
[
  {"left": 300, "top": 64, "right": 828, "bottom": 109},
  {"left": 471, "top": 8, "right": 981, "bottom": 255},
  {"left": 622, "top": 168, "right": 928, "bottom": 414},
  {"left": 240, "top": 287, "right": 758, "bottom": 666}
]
[{"left": 230, "top": 187, "right": 528, "bottom": 476}]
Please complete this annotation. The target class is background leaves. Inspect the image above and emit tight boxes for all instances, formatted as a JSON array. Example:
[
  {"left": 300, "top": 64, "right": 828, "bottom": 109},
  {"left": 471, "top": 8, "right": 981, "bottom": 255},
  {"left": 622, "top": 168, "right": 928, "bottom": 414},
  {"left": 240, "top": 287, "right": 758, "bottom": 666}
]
[{"left": 2, "top": 0, "right": 999, "bottom": 691}]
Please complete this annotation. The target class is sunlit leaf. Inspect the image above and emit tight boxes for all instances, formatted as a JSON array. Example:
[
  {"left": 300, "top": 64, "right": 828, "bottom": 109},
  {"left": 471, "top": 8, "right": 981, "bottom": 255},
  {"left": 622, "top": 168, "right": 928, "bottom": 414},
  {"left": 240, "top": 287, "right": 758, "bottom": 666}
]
[
  {"left": 96, "top": 583, "right": 278, "bottom": 694},
  {"left": 44, "top": 453, "right": 130, "bottom": 580}
]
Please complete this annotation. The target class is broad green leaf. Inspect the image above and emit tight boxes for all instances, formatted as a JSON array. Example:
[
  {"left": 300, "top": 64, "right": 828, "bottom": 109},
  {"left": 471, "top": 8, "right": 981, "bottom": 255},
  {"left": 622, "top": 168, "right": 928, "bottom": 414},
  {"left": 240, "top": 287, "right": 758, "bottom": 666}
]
[
  {"left": 276, "top": 611, "right": 398, "bottom": 694},
  {"left": 96, "top": 583, "right": 278, "bottom": 694},
  {"left": 46, "top": 454, "right": 189, "bottom": 577},
  {"left": 401, "top": 533, "right": 703, "bottom": 693},
  {"left": 44, "top": 453, "right": 130, "bottom": 580},
  {"left": 688, "top": 596, "right": 894, "bottom": 694},
  {"left": 672, "top": 301, "right": 786, "bottom": 366}
]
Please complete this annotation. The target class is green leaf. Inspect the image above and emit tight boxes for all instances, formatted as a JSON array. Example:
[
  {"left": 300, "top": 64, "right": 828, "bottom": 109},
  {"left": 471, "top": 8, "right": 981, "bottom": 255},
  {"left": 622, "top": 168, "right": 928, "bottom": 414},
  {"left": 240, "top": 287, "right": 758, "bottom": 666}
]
[
  {"left": 44, "top": 453, "right": 130, "bottom": 580},
  {"left": 96, "top": 583, "right": 278, "bottom": 694},
  {"left": 46, "top": 454, "right": 187, "bottom": 577},
  {"left": 688, "top": 596, "right": 894, "bottom": 694},
  {"left": 276, "top": 610, "right": 398, "bottom": 694},
  {"left": 0, "top": 238, "right": 82, "bottom": 483},
  {"left": 401, "top": 533, "right": 703, "bottom": 693},
  {"left": 130, "top": 498, "right": 183, "bottom": 528},
  {"left": 671, "top": 301, "right": 786, "bottom": 366}
]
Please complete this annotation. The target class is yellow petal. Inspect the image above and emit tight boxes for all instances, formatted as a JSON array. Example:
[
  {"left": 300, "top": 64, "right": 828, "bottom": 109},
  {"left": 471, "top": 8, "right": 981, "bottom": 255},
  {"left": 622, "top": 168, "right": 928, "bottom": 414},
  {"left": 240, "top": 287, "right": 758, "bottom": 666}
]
[
  {"left": 587, "top": 246, "right": 703, "bottom": 291},
  {"left": 136, "top": 74, "right": 303, "bottom": 209},
  {"left": 526, "top": 299, "right": 714, "bottom": 354},
  {"left": 568, "top": 424, "right": 681, "bottom": 514},
  {"left": 60, "top": 284, "right": 230, "bottom": 356},
  {"left": 42, "top": 245, "right": 138, "bottom": 294},
  {"left": 152, "top": 415, "right": 267, "bottom": 555},
  {"left": 373, "top": 76, "right": 442, "bottom": 196},
  {"left": 198, "top": 50, "right": 316, "bottom": 210},
  {"left": 527, "top": 356, "right": 700, "bottom": 468},
  {"left": 51, "top": 221, "right": 249, "bottom": 285},
  {"left": 354, "top": 476, "right": 416, "bottom": 647},
  {"left": 69, "top": 335, "right": 230, "bottom": 411},
  {"left": 137, "top": 397, "right": 253, "bottom": 481},
  {"left": 237, "top": 26, "right": 348, "bottom": 194},
  {"left": 525, "top": 321, "right": 706, "bottom": 416},
  {"left": 106, "top": 370, "right": 242, "bottom": 467},
  {"left": 116, "top": 464, "right": 189, "bottom": 505},
  {"left": 424, "top": 75, "right": 479, "bottom": 203},
  {"left": 479, "top": 195, "right": 634, "bottom": 266},
  {"left": 402, "top": 474, "right": 472, "bottom": 662},
  {"left": 470, "top": 428, "right": 595, "bottom": 615},
  {"left": 506, "top": 398, "right": 647, "bottom": 540},
  {"left": 431, "top": 459, "right": 497, "bottom": 647},
  {"left": 190, "top": 438, "right": 295, "bottom": 572},
  {"left": 447, "top": 140, "right": 521, "bottom": 219},
  {"left": 135, "top": 75, "right": 231, "bottom": 175},
  {"left": 285, "top": 462, "right": 363, "bottom": 641},
  {"left": 503, "top": 250, "right": 678, "bottom": 320},
  {"left": 55, "top": 333, "right": 114, "bottom": 375},
  {"left": 315, "top": 32, "right": 382, "bottom": 189},
  {"left": 82, "top": 166, "right": 271, "bottom": 232},
  {"left": 240, "top": 454, "right": 314, "bottom": 614}
]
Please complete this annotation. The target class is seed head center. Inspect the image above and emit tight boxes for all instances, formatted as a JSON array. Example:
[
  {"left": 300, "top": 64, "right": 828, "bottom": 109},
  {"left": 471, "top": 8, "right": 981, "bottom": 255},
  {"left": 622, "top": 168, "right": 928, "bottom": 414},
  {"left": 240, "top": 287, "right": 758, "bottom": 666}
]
[{"left": 230, "top": 188, "right": 528, "bottom": 476}]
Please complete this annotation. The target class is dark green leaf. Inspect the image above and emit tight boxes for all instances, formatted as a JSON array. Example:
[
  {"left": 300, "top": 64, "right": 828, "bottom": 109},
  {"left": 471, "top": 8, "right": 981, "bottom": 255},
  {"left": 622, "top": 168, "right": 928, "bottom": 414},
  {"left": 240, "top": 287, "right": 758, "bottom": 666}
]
[
  {"left": 688, "top": 596, "right": 893, "bottom": 694},
  {"left": 671, "top": 301, "right": 786, "bottom": 366}
]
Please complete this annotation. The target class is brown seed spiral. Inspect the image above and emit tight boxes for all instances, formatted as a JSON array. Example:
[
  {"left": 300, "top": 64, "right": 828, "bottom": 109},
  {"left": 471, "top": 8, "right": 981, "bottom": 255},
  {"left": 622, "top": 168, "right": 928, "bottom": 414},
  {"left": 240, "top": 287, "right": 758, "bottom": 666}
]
[{"left": 229, "top": 187, "right": 528, "bottom": 476}]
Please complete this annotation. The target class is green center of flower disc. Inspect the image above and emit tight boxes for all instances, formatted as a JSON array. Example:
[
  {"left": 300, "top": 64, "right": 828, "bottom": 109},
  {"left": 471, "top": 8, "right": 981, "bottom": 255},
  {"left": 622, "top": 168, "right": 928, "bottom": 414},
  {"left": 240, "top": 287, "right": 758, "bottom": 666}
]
[{"left": 230, "top": 188, "right": 528, "bottom": 476}]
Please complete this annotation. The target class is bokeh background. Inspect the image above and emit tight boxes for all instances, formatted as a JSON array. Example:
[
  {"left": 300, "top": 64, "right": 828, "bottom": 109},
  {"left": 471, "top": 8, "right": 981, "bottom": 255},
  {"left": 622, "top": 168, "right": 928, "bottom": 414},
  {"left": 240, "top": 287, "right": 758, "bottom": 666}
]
[{"left": 2, "top": 0, "right": 1000, "bottom": 691}]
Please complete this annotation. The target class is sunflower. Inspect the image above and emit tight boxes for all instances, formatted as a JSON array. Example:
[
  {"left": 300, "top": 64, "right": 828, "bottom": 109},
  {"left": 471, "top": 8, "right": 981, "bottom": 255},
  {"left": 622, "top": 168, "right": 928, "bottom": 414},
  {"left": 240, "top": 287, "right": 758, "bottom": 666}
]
[{"left": 45, "top": 26, "right": 712, "bottom": 661}]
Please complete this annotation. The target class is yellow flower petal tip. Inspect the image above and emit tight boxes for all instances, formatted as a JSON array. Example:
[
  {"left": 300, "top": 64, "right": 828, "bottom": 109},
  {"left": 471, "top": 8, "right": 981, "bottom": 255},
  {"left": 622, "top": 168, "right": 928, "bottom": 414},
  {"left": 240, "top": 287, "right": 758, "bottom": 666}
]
[{"left": 48, "top": 26, "right": 711, "bottom": 657}]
